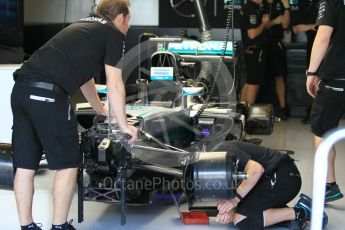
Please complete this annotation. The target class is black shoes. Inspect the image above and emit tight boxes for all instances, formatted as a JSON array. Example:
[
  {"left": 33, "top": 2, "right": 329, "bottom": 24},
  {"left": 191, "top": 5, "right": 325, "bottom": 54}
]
[
  {"left": 275, "top": 219, "right": 307, "bottom": 230},
  {"left": 325, "top": 183, "right": 344, "bottom": 203},
  {"left": 51, "top": 220, "right": 76, "bottom": 230},
  {"left": 276, "top": 107, "right": 289, "bottom": 121},
  {"left": 294, "top": 194, "right": 328, "bottom": 228},
  {"left": 22, "top": 219, "right": 76, "bottom": 230},
  {"left": 21, "top": 222, "right": 42, "bottom": 230}
]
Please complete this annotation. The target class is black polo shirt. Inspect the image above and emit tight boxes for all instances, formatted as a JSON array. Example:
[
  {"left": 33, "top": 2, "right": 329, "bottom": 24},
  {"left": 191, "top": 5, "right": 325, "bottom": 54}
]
[
  {"left": 316, "top": 0, "right": 345, "bottom": 80},
  {"left": 212, "top": 141, "right": 289, "bottom": 175},
  {"left": 14, "top": 14, "right": 125, "bottom": 96},
  {"left": 242, "top": 1, "right": 269, "bottom": 46},
  {"left": 267, "top": 0, "right": 285, "bottom": 41},
  {"left": 290, "top": 0, "right": 319, "bottom": 26}
]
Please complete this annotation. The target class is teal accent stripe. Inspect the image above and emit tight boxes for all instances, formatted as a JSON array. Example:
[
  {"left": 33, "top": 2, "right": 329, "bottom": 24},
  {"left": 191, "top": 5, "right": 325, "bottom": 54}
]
[
  {"left": 151, "top": 76, "right": 174, "bottom": 81},
  {"left": 325, "top": 192, "right": 343, "bottom": 200}
]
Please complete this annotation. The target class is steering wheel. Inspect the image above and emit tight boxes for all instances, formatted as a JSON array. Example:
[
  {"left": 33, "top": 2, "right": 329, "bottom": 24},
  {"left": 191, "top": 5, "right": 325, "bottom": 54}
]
[{"left": 170, "top": 0, "right": 208, "bottom": 18}]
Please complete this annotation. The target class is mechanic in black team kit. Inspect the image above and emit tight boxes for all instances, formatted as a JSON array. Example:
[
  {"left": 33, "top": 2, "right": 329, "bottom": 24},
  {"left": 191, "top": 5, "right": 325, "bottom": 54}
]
[
  {"left": 265, "top": 0, "right": 290, "bottom": 120},
  {"left": 306, "top": 0, "right": 345, "bottom": 204},
  {"left": 290, "top": 0, "right": 319, "bottom": 63},
  {"left": 11, "top": 1, "right": 138, "bottom": 229},
  {"left": 214, "top": 141, "right": 328, "bottom": 230},
  {"left": 290, "top": 0, "right": 319, "bottom": 124},
  {"left": 240, "top": 0, "right": 270, "bottom": 104}
]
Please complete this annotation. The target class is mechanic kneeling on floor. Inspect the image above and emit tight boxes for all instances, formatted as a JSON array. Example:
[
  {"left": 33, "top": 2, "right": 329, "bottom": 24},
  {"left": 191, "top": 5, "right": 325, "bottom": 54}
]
[
  {"left": 212, "top": 141, "right": 328, "bottom": 230},
  {"left": 11, "top": 0, "right": 138, "bottom": 230}
]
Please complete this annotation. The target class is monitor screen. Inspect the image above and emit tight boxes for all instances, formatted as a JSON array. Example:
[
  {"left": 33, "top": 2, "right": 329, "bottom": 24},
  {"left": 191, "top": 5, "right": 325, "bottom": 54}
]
[
  {"left": 0, "top": 0, "right": 18, "bottom": 28},
  {"left": 0, "top": 0, "right": 23, "bottom": 47}
]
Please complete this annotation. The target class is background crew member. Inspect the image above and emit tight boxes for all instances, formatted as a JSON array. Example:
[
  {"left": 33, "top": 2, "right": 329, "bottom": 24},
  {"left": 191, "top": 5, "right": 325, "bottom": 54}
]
[
  {"left": 306, "top": 0, "right": 345, "bottom": 203},
  {"left": 213, "top": 141, "right": 328, "bottom": 229},
  {"left": 240, "top": 0, "right": 270, "bottom": 104},
  {"left": 11, "top": 0, "right": 138, "bottom": 230},
  {"left": 265, "top": 0, "right": 290, "bottom": 120},
  {"left": 290, "top": 0, "right": 319, "bottom": 124}
]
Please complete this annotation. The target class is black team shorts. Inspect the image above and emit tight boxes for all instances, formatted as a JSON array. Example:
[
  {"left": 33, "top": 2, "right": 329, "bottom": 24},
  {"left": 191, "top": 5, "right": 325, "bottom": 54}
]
[
  {"left": 267, "top": 41, "right": 287, "bottom": 78},
  {"left": 236, "top": 160, "right": 301, "bottom": 218},
  {"left": 244, "top": 46, "right": 267, "bottom": 85},
  {"left": 310, "top": 81, "right": 345, "bottom": 137},
  {"left": 11, "top": 81, "right": 81, "bottom": 170}
]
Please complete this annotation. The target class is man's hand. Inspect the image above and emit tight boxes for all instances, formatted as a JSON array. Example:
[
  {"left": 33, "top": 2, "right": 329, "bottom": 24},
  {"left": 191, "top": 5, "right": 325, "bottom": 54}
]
[
  {"left": 217, "top": 199, "right": 239, "bottom": 214},
  {"left": 282, "top": 0, "right": 289, "bottom": 9},
  {"left": 216, "top": 212, "right": 233, "bottom": 224},
  {"left": 293, "top": 24, "right": 315, "bottom": 33},
  {"left": 272, "top": 16, "right": 283, "bottom": 25},
  {"left": 123, "top": 125, "right": 138, "bottom": 144},
  {"left": 96, "top": 102, "right": 108, "bottom": 116},
  {"left": 262, "top": 14, "right": 270, "bottom": 25},
  {"left": 306, "top": 75, "right": 319, "bottom": 98}
]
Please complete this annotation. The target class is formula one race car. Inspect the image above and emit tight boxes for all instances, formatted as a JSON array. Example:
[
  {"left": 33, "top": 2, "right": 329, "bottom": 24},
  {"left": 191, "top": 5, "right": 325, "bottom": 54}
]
[
  {"left": 74, "top": 14, "right": 274, "bottom": 222},
  {"left": 0, "top": 1, "right": 276, "bottom": 226},
  {"left": 75, "top": 86, "right": 272, "bottom": 225}
]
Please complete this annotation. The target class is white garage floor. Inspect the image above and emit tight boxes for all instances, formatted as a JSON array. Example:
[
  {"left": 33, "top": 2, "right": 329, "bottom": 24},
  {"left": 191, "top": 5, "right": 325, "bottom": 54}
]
[{"left": 1, "top": 118, "right": 345, "bottom": 230}]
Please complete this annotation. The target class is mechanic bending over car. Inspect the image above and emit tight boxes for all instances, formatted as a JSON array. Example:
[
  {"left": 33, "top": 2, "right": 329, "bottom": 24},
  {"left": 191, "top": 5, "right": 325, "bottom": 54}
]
[
  {"left": 212, "top": 141, "right": 328, "bottom": 230},
  {"left": 11, "top": 0, "right": 138, "bottom": 229}
]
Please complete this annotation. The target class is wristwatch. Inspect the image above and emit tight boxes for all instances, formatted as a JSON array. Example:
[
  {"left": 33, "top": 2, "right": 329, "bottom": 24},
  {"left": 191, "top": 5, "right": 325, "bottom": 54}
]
[
  {"left": 283, "top": 7, "right": 291, "bottom": 10},
  {"left": 235, "top": 192, "right": 243, "bottom": 202},
  {"left": 306, "top": 70, "right": 318, "bottom": 77}
]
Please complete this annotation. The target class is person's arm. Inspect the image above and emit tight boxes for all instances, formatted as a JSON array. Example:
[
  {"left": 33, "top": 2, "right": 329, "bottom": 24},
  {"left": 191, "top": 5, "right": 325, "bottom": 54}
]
[
  {"left": 281, "top": 0, "right": 290, "bottom": 29},
  {"left": 80, "top": 78, "right": 107, "bottom": 116},
  {"left": 236, "top": 160, "right": 265, "bottom": 198},
  {"left": 265, "top": 0, "right": 290, "bottom": 29},
  {"left": 292, "top": 24, "right": 315, "bottom": 33},
  {"left": 306, "top": 25, "right": 333, "bottom": 97},
  {"left": 265, "top": 16, "right": 283, "bottom": 29},
  {"left": 248, "top": 14, "right": 270, "bottom": 39},
  {"left": 105, "top": 64, "right": 138, "bottom": 144},
  {"left": 217, "top": 159, "right": 265, "bottom": 214}
]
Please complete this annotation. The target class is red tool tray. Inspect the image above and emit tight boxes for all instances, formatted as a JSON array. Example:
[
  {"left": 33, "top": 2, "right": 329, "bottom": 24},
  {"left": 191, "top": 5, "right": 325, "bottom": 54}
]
[{"left": 181, "top": 211, "right": 209, "bottom": 225}]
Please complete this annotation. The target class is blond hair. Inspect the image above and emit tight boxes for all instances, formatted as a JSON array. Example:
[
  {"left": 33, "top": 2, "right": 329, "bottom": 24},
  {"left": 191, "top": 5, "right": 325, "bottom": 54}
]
[{"left": 96, "top": 0, "right": 130, "bottom": 21}]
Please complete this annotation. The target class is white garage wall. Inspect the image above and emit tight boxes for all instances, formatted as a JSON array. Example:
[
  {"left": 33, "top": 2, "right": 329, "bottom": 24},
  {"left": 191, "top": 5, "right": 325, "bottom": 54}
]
[
  {"left": 24, "top": 0, "right": 159, "bottom": 26},
  {"left": 130, "top": 0, "right": 159, "bottom": 26},
  {"left": 24, "top": 0, "right": 94, "bottom": 24},
  {"left": 0, "top": 64, "right": 21, "bottom": 144}
]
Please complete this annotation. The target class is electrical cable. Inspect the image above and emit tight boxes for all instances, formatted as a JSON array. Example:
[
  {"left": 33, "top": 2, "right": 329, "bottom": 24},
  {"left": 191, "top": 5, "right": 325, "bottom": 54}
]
[
  {"left": 62, "top": 0, "right": 68, "bottom": 29},
  {"left": 229, "top": 0, "right": 236, "bottom": 97},
  {"left": 192, "top": 1, "right": 234, "bottom": 124},
  {"left": 214, "top": 119, "right": 234, "bottom": 140},
  {"left": 91, "top": 0, "right": 98, "bottom": 13}
]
